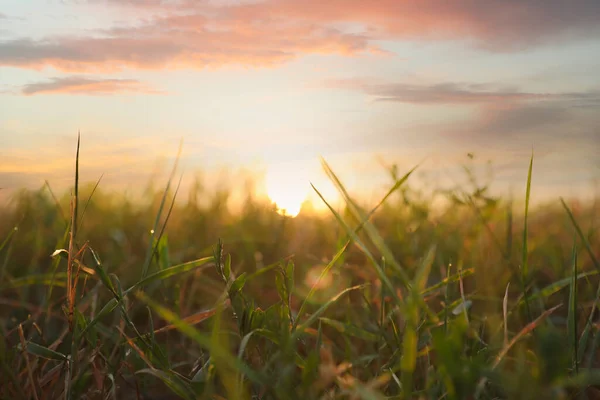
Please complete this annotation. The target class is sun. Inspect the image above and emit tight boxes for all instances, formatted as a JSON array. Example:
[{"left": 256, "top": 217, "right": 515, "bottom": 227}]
[{"left": 265, "top": 164, "right": 309, "bottom": 217}]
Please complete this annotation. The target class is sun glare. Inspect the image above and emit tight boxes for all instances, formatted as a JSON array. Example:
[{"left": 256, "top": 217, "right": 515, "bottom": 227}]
[{"left": 265, "top": 164, "right": 309, "bottom": 217}]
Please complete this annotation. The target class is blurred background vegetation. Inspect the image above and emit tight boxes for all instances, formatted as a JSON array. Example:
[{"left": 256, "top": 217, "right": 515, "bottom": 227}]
[{"left": 1, "top": 158, "right": 599, "bottom": 399}]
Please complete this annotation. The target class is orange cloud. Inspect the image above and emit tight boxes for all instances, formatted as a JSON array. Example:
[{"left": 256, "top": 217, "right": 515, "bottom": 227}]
[
  {"left": 21, "top": 76, "right": 162, "bottom": 95},
  {"left": 0, "top": 18, "right": 376, "bottom": 72},
  {"left": 1, "top": 0, "right": 598, "bottom": 71}
]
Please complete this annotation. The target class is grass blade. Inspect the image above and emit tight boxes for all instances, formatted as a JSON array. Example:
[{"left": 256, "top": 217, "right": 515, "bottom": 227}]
[
  {"left": 152, "top": 306, "right": 221, "bottom": 335},
  {"left": 22, "top": 342, "right": 68, "bottom": 361},
  {"left": 293, "top": 243, "right": 349, "bottom": 329},
  {"left": 319, "top": 317, "right": 378, "bottom": 342},
  {"left": 76, "top": 173, "right": 103, "bottom": 235},
  {"left": 521, "top": 152, "right": 533, "bottom": 322},
  {"left": 295, "top": 162, "right": 419, "bottom": 330},
  {"left": 18, "top": 324, "right": 40, "bottom": 400},
  {"left": 127, "top": 256, "right": 213, "bottom": 293},
  {"left": 503, "top": 282, "right": 510, "bottom": 348},
  {"left": 400, "top": 246, "right": 435, "bottom": 398},
  {"left": 492, "top": 304, "right": 561, "bottom": 369},
  {"left": 320, "top": 158, "right": 412, "bottom": 289},
  {"left": 517, "top": 270, "right": 597, "bottom": 307},
  {"left": 141, "top": 140, "right": 183, "bottom": 278},
  {"left": 73, "top": 131, "right": 80, "bottom": 241},
  {"left": 0, "top": 273, "right": 68, "bottom": 290},
  {"left": 0, "top": 225, "right": 17, "bottom": 255},
  {"left": 136, "top": 369, "right": 195, "bottom": 400},
  {"left": 568, "top": 242, "right": 578, "bottom": 373},
  {"left": 311, "top": 184, "right": 401, "bottom": 306},
  {"left": 292, "top": 284, "right": 366, "bottom": 340},
  {"left": 421, "top": 268, "right": 474, "bottom": 295},
  {"left": 561, "top": 198, "right": 600, "bottom": 272},
  {"left": 135, "top": 290, "right": 264, "bottom": 385}
]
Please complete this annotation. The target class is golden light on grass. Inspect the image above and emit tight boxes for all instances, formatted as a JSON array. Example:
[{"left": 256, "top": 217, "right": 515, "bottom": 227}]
[
  {"left": 265, "top": 163, "right": 309, "bottom": 217},
  {"left": 304, "top": 265, "right": 334, "bottom": 290}
]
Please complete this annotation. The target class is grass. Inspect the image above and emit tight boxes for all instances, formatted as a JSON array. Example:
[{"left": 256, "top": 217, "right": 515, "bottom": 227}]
[{"left": 0, "top": 142, "right": 599, "bottom": 399}]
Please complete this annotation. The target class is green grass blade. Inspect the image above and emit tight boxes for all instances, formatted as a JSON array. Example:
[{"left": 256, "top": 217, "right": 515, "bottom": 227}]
[
  {"left": 517, "top": 270, "right": 597, "bottom": 306},
  {"left": 245, "top": 255, "right": 294, "bottom": 282},
  {"left": 135, "top": 290, "right": 264, "bottom": 385},
  {"left": 45, "top": 225, "right": 70, "bottom": 322},
  {"left": 493, "top": 304, "right": 562, "bottom": 369},
  {"left": 561, "top": 198, "right": 600, "bottom": 368},
  {"left": 292, "top": 284, "right": 366, "bottom": 340},
  {"left": 578, "top": 281, "right": 600, "bottom": 366},
  {"left": 76, "top": 173, "right": 103, "bottom": 235},
  {"left": 293, "top": 242, "right": 349, "bottom": 330},
  {"left": 400, "top": 298, "right": 418, "bottom": 397},
  {"left": 136, "top": 369, "right": 196, "bottom": 400},
  {"left": 0, "top": 273, "right": 68, "bottom": 290},
  {"left": 22, "top": 342, "right": 68, "bottom": 361},
  {"left": 295, "top": 163, "right": 418, "bottom": 330},
  {"left": 414, "top": 245, "right": 436, "bottom": 293},
  {"left": 521, "top": 152, "right": 533, "bottom": 321},
  {"left": 89, "top": 247, "right": 118, "bottom": 298},
  {"left": 127, "top": 256, "right": 213, "bottom": 293},
  {"left": 149, "top": 174, "right": 183, "bottom": 274},
  {"left": 444, "top": 263, "right": 451, "bottom": 335},
  {"left": 399, "top": 246, "right": 435, "bottom": 398},
  {"left": 568, "top": 242, "right": 578, "bottom": 373},
  {"left": 311, "top": 184, "right": 401, "bottom": 305},
  {"left": 320, "top": 158, "right": 412, "bottom": 289},
  {"left": 0, "top": 225, "right": 17, "bottom": 255},
  {"left": 44, "top": 180, "right": 68, "bottom": 226},
  {"left": 0, "top": 225, "right": 18, "bottom": 286},
  {"left": 319, "top": 317, "right": 378, "bottom": 342},
  {"left": 77, "top": 297, "right": 119, "bottom": 339},
  {"left": 561, "top": 198, "right": 600, "bottom": 272},
  {"left": 421, "top": 268, "right": 474, "bottom": 295},
  {"left": 313, "top": 181, "right": 440, "bottom": 324},
  {"left": 506, "top": 197, "right": 513, "bottom": 258},
  {"left": 141, "top": 140, "right": 182, "bottom": 278}
]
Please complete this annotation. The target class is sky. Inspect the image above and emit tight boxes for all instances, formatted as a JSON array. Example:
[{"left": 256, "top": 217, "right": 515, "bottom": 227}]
[{"left": 1, "top": 0, "right": 599, "bottom": 213}]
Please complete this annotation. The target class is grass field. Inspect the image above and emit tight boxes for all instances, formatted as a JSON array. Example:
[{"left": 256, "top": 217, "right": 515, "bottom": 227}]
[{"left": 1, "top": 141, "right": 599, "bottom": 399}]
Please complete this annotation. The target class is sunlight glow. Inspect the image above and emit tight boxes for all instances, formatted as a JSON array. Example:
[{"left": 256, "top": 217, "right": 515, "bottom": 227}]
[{"left": 265, "top": 164, "right": 309, "bottom": 217}]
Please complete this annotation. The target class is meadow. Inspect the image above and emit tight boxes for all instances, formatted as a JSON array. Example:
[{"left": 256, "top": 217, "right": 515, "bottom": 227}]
[{"left": 1, "top": 142, "right": 599, "bottom": 400}]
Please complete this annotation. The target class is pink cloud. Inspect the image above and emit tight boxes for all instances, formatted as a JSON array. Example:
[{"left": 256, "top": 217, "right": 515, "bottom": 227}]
[{"left": 1, "top": 0, "right": 598, "bottom": 71}]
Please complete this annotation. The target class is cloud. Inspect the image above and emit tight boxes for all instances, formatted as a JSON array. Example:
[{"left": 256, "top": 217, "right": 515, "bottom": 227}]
[
  {"left": 317, "top": 78, "right": 600, "bottom": 157},
  {"left": 324, "top": 79, "right": 556, "bottom": 104},
  {"left": 324, "top": 78, "right": 600, "bottom": 105},
  {"left": 476, "top": 104, "right": 572, "bottom": 136},
  {"left": 1, "top": 0, "right": 599, "bottom": 71},
  {"left": 0, "top": 15, "right": 376, "bottom": 72},
  {"left": 222, "top": 0, "right": 600, "bottom": 51},
  {"left": 20, "top": 76, "right": 162, "bottom": 95},
  {"left": 435, "top": 101, "right": 600, "bottom": 157},
  {"left": 0, "top": 12, "right": 25, "bottom": 21}
]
